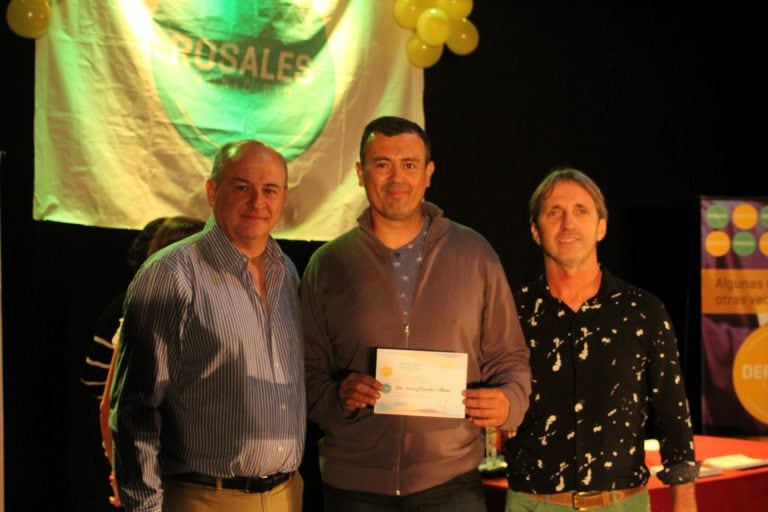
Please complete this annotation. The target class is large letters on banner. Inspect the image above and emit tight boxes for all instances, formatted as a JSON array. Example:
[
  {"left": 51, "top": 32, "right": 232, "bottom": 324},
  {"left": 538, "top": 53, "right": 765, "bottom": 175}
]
[
  {"left": 701, "top": 196, "right": 768, "bottom": 435},
  {"left": 33, "top": 1, "right": 424, "bottom": 241}
]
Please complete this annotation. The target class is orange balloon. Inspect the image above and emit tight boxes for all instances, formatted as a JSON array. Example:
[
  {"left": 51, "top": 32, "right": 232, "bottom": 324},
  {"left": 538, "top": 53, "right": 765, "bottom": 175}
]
[
  {"left": 405, "top": 33, "right": 443, "bottom": 69},
  {"left": 446, "top": 18, "right": 479, "bottom": 56}
]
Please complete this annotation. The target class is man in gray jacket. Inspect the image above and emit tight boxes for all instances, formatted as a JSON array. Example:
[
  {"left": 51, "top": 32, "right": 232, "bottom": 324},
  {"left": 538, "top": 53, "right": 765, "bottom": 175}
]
[{"left": 301, "top": 116, "right": 532, "bottom": 511}]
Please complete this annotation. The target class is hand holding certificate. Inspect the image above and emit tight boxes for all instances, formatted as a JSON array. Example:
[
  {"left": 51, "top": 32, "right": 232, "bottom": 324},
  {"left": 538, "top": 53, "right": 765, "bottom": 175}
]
[{"left": 374, "top": 348, "right": 468, "bottom": 418}]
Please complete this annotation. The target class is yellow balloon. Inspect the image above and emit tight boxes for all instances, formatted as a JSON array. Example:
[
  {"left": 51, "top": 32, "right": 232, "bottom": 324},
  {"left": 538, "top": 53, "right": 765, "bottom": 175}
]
[
  {"left": 416, "top": 8, "right": 452, "bottom": 46},
  {"left": 6, "top": 0, "right": 51, "bottom": 39},
  {"left": 405, "top": 33, "right": 443, "bottom": 69},
  {"left": 435, "top": 0, "right": 473, "bottom": 21},
  {"left": 446, "top": 18, "right": 479, "bottom": 56},
  {"left": 393, "top": 0, "right": 434, "bottom": 29}
]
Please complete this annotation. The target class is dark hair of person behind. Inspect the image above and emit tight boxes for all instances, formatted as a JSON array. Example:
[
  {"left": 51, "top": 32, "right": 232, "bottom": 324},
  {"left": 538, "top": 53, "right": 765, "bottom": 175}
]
[
  {"left": 358, "top": 116, "right": 432, "bottom": 164},
  {"left": 146, "top": 216, "right": 206, "bottom": 257},
  {"left": 126, "top": 217, "right": 167, "bottom": 272},
  {"left": 528, "top": 167, "right": 609, "bottom": 225}
]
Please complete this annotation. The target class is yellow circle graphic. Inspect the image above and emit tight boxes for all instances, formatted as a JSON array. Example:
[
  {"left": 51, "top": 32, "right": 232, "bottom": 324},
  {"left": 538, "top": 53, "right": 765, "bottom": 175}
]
[
  {"left": 760, "top": 232, "right": 768, "bottom": 257},
  {"left": 733, "top": 324, "right": 768, "bottom": 425},
  {"left": 705, "top": 230, "right": 731, "bottom": 257},
  {"left": 732, "top": 204, "right": 759, "bottom": 230},
  {"left": 381, "top": 366, "right": 393, "bottom": 377}
]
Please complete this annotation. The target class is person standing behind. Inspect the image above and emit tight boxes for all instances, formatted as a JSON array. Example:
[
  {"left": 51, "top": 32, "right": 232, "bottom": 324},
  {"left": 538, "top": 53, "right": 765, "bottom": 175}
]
[
  {"left": 81, "top": 217, "right": 167, "bottom": 400},
  {"left": 81, "top": 217, "right": 166, "bottom": 509},
  {"left": 111, "top": 140, "right": 305, "bottom": 512},
  {"left": 506, "top": 168, "right": 698, "bottom": 512},
  {"left": 100, "top": 215, "right": 206, "bottom": 508},
  {"left": 301, "top": 116, "right": 532, "bottom": 511}
]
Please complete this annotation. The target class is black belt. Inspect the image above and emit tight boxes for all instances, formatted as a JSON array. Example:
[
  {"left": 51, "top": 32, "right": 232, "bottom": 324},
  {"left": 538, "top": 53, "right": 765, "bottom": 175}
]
[{"left": 165, "top": 471, "right": 292, "bottom": 493}]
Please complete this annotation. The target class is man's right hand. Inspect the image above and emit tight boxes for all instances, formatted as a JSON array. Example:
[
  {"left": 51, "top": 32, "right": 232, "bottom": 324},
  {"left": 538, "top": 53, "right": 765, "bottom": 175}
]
[{"left": 339, "top": 373, "right": 383, "bottom": 411}]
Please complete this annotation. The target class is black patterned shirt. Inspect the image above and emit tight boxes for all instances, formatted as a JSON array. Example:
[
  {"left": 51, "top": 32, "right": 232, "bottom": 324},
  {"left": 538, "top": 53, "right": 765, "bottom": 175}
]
[{"left": 506, "top": 269, "right": 698, "bottom": 493}]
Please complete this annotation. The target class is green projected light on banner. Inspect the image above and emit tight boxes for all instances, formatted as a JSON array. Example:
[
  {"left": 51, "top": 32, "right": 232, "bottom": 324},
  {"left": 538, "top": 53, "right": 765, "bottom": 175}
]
[{"left": 150, "top": 0, "right": 335, "bottom": 161}]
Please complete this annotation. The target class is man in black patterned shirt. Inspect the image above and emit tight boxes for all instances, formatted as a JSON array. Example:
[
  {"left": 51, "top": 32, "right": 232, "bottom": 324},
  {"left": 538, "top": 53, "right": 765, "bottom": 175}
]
[{"left": 505, "top": 168, "right": 698, "bottom": 511}]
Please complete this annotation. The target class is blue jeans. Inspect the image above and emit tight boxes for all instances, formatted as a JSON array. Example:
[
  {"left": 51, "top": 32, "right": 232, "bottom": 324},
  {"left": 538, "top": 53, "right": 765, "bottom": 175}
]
[{"left": 323, "top": 469, "right": 487, "bottom": 512}]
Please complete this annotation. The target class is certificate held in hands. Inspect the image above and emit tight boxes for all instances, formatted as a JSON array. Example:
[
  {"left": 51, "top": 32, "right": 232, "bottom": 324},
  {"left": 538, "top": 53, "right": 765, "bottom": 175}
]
[{"left": 374, "top": 348, "right": 468, "bottom": 418}]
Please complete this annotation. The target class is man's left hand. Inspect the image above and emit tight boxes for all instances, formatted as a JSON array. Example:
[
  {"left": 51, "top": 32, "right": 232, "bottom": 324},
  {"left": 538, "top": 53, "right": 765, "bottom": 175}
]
[{"left": 463, "top": 388, "right": 510, "bottom": 427}]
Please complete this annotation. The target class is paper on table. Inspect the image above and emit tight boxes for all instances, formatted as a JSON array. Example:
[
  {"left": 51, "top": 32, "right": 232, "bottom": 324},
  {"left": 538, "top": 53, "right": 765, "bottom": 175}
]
[
  {"left": 703, "top": 453, "right": 768, "bottom": 470},
  {"left": 698, "top": 465, "right": 724, "bottom": 477},
  {"left": 374, "top": 348, "right": 467, "bottom": 418}
]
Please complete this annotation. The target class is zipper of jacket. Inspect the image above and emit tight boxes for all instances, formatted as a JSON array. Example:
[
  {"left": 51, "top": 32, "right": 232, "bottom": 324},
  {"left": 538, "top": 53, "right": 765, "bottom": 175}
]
[
  {"left": 394, "top": 322, "right": 411, "bottom": 496},
  {"left": 394, "top": 215, "right": 430, "bottom": 496}
]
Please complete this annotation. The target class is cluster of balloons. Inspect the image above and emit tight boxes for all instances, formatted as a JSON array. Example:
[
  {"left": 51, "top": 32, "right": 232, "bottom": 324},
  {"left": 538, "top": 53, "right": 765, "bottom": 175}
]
[
  {"left": 394, "top": 0, "right": 479, "bottom": 69},
  {"left": 6, "top": 0, "right": 52, "bottom": 39}
]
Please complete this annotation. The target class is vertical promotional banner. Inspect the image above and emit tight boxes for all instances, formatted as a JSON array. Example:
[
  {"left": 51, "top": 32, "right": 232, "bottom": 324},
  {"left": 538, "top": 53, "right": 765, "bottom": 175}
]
[{"left": 701, "top": 196, "right": 768, "bottom": 435}]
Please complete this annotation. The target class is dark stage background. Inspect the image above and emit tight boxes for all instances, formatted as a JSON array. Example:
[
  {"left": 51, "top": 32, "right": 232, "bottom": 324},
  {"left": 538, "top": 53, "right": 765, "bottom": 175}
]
[{"left": 1, "top": 3, "right": 724, "bottom": 511}]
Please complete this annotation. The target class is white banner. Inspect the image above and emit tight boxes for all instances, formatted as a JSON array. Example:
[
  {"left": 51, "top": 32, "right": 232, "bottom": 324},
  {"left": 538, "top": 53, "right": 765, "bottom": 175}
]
[{"left": 34, "top": 0, "right": 424, "bottom": 240}]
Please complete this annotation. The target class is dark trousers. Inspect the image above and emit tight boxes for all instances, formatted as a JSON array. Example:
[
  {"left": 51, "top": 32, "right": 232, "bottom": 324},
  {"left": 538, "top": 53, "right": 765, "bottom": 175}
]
[{"left": 322, "top": 469, "right": 487, "bottom": 512}]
